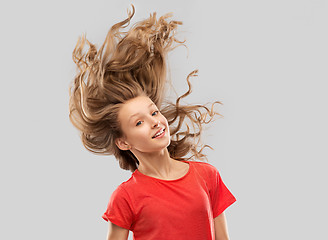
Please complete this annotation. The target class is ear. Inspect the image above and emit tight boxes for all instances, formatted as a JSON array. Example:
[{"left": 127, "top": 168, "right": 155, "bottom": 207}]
[{"left": 115, "top": 137, "right": 131, "bottom": 151}]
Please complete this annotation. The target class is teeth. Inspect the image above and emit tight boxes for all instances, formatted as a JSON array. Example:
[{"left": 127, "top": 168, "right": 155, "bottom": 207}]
[{"left": 153, "top": 128, "right": 164, "bottom": 138}]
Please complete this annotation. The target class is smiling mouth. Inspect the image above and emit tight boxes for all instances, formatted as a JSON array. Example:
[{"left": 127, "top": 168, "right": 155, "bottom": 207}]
[{"left": 152, "top": 128, "right": 165, "bottom": 139}]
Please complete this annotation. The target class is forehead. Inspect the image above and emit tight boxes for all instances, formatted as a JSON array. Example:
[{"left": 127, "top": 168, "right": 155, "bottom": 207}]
[
  {"left": 119, "top": 96, "right": 156, "bottom": 118},
  {"left": 123, "top": 96, "right": 154, "bottom": 108}
]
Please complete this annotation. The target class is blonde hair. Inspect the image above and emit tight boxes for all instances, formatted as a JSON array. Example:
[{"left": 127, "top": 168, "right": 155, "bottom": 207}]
[{"left": 69, "top": 5, "right": 223, "bottom": 172}]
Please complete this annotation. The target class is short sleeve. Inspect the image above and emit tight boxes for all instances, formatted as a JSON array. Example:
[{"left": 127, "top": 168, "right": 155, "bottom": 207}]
[
  {"left": 209, "top": 167, "right": 237, "bottom": 218},
  {"left": 102, "top": 184, "right": 134, "bottom": 230}
]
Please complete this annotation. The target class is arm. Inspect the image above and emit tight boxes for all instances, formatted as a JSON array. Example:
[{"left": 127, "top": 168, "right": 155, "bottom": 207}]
[
  {"left": 106, "top": 222, "right": 129, "bottom": 240},
  {"left": 214, "top": 212, "right": 230, "bottom": 240}
]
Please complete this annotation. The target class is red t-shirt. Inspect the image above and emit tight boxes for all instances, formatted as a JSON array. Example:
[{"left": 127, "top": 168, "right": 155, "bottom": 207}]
[{"left": 102, "top": 160, "right": 236, "bottom": 240}]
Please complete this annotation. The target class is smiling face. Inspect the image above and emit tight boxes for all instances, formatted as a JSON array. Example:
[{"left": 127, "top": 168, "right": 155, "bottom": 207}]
[{"left": 115, "top": 95, "right": 170, "bottom": 154}]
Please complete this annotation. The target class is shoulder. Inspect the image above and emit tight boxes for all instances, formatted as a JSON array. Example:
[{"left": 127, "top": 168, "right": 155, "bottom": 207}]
[
  {"left": 187, "top": 160, "right": 220, "bottom": 183},
  {"left": 110, "top": 183, "right": 129, "bottom": 200},
  {"left": 108, "top": 181, "right": 136, "bottom": 211},
  {"left": 112, "top": 172, "right": 139, "bottom": 197},
  {"left": 189, "top": 160, "right": 219, "bottom": 176}
]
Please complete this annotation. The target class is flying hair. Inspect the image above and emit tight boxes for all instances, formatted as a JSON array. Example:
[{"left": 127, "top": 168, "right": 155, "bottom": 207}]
[{"left": 68, "top": 5, "right": 223, "bottom": 172}]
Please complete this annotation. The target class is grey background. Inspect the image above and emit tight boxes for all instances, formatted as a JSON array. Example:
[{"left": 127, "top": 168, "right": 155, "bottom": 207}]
[{"left": 1, "top": 0, "right": 327, "bottom": 239}]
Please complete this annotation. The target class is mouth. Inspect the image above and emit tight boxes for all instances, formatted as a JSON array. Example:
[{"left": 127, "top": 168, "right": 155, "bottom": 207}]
[{"left": 152, "top": 128, "right": 166, "bottom": 139}]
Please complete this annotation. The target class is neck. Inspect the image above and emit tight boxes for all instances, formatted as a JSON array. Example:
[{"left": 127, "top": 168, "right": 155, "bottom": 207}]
[{"left": 132, "top": 148, "right": 177, "bottom": 178}]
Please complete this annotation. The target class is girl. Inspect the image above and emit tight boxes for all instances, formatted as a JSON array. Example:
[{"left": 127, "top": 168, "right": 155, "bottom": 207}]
[{"left": 69, "top": 5, "right": 236, "bottom": 240}]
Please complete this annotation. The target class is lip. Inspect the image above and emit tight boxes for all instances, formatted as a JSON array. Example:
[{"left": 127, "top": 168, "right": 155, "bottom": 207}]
[{"left": 152, "top": 128, "right": 165, "bottom": 139}]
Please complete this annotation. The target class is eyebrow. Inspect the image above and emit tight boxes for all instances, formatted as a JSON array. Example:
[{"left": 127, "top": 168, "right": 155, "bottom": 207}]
[{"left": 129, "top": 103, "right": 156, "bottom": 121}]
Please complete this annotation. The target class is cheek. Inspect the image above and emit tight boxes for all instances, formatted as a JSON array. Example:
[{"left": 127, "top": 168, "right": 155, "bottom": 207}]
[
  {"left": 133, "top": 127, "right": 150, "bottom": 140},
  {"left": 122, "top": 126, "right": 138, "bottom": 141},
  {"left": 160, "top": 116, "right": 170, "bottom": 134},
  {"left": 160, "top": 115, "right": 169, "bottom": 126}
]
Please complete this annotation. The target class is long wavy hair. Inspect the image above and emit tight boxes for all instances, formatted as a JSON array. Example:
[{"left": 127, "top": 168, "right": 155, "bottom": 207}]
[{"left": 69, "top": 5, "right": 223, "bottom": 172}]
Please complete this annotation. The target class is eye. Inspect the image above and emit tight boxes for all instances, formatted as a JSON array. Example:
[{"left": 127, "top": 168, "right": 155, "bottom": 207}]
[{"left": 135, "top": 111, "right": 159, "bottom": 126}]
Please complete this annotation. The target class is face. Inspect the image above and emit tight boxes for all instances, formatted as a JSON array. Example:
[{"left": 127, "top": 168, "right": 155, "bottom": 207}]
[{"left": 115, "top": 95, "right": 170, "bottom": 154}]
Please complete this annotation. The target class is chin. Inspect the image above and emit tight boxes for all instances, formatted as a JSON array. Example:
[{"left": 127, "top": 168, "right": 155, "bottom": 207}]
[{"left": 165, "top": 138, "right": 171, "bottom": 147}]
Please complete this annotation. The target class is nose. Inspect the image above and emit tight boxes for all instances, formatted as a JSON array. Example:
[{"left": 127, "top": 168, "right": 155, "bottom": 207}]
[{"left": 153, "top": 121, "right": 161, "bottom": 128}]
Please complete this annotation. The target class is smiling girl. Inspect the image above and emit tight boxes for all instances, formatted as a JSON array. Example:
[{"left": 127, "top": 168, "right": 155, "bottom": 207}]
[{"left": 69, "top": 5, "right": 236, "bottom": 240}]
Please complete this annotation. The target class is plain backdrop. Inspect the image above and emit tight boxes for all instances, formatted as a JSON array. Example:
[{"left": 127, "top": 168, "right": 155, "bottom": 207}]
[{"left": 1, "top": 0, "right": 327, "bottom": 239}]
